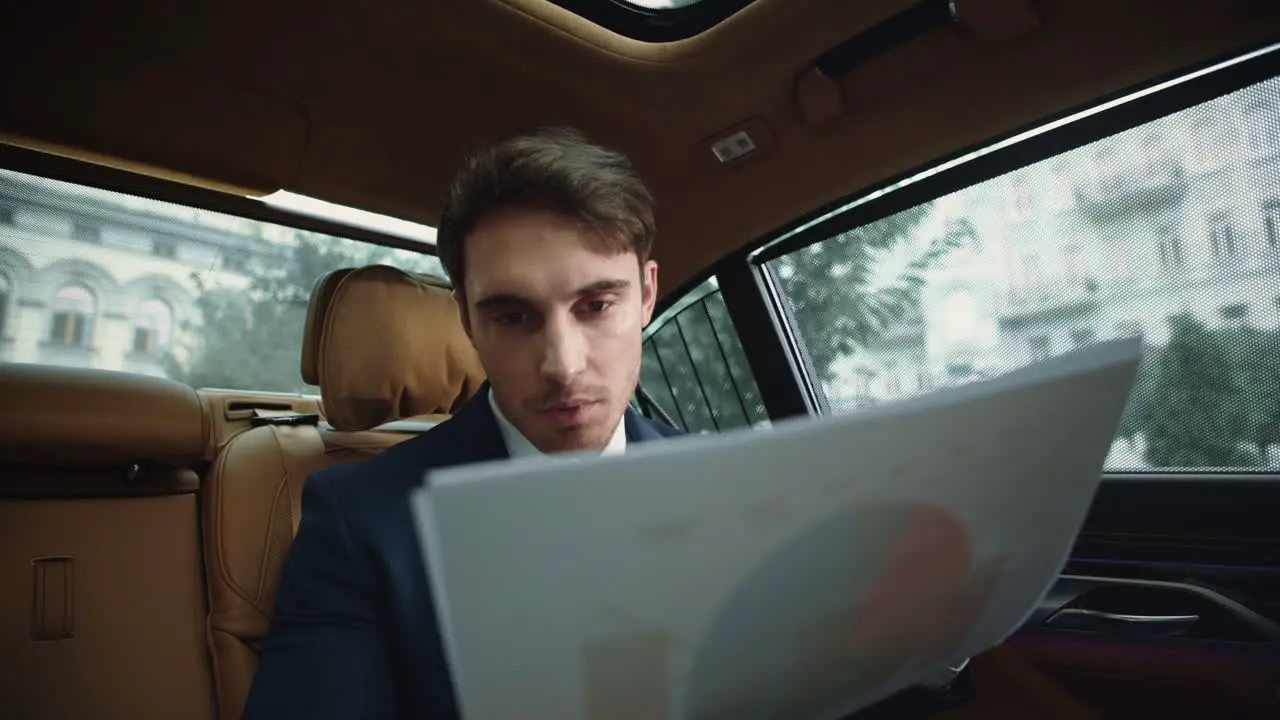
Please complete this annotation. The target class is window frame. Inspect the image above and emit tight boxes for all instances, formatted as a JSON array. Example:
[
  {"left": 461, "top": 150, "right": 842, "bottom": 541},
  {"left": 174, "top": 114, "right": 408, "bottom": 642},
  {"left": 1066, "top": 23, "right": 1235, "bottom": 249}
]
[
  {"left": 750, "top": 41, "right": 1280, "bottom": 267},
  {"left": 1263, "top": 199, "right": 1280, "bottom": 250},
  {"left": 132, "top": 297, "right": 174, "bottom": 356},
  {"left": 1157, "top": 223, "right": 1186, "bottom": 271},
  {"left": 0, "top": 144, "right": 445, "bottom": 262},
  {"left": 1207, "top": 211, "right": 1239, "bottom": 262},
  {"left": 0, "top": 143, "right": 448, "bottom": 395},
  {"left": 48, "top": 283, "right": 96, "bottom": 347},
  {"left": 645, "top": 38, "right": 1280, "bottom": 456}
]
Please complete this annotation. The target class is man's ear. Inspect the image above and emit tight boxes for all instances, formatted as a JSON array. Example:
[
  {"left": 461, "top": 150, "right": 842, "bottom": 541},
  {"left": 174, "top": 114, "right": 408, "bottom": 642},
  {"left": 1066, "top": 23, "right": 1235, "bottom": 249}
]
[
  {"left": 639, "top": 259, "right": 659, "bottom": 327},
  {"left": 453, "top": 289, "right": 473, "bottom": 339}
]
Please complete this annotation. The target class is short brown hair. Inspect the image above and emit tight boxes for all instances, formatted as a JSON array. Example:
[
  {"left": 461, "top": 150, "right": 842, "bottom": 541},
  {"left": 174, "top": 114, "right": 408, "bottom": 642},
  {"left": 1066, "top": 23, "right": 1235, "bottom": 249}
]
[{"left": 435, "top": 126, "right": 656, "bottom": 289}]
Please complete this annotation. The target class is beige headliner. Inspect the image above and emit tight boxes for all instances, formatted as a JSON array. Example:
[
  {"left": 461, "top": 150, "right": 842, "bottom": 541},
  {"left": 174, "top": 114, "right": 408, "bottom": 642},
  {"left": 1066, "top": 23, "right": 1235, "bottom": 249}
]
[{"left": 3, "top": 0, "right": 1278, "bottom": 294}]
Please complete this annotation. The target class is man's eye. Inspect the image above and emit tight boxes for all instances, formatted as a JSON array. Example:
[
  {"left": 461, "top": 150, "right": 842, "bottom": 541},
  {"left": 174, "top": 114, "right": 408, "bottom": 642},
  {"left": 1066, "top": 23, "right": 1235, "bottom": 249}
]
[
  {"left": 495, "top": 312, "right": 526, "bottom": 326},
  {"left": 585, "top": 299, "right": 614, "bottom": 313}
]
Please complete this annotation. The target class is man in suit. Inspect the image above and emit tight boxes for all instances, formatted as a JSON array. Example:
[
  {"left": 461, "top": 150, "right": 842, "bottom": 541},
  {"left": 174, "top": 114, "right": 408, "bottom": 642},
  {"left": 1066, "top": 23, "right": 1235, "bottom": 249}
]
[{"left": 244, "top": 127, "right": 680, "bottom": 719}]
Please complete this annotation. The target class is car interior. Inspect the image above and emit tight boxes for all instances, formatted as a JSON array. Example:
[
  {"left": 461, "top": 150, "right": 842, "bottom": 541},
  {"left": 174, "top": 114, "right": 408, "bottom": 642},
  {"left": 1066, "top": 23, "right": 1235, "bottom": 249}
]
[{"left": 2, "top": 0, "right": 1279, "bottom": 718}]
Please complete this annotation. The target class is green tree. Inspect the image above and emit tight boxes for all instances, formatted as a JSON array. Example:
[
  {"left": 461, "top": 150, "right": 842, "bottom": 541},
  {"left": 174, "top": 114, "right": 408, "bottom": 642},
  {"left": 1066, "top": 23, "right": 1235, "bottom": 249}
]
[
  {"left": 170, "top": 232, "right": 444, "bottom": 393},
  {"left": 1143, "top": 313, "right": 1260, "bottom": 468},
  {"left": 770, "top": 202, "right": 948, "bottom": 386},
  {"left": 1116, "top": 341, "right": 1161, "bottom": 443},
  {"left": 1216, "top": 323, "right": 1280, "bottom": 458},
  {"left": 638, "top": 202, "right": 947, "bottom": 430}
]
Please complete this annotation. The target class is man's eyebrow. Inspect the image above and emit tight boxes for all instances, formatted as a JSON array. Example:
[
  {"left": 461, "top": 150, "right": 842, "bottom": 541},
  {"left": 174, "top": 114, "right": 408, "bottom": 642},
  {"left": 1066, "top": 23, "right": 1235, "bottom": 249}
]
[
  {"left": 473, "top": 293, "right": 529, "bottom": 311},
  {"left": 576, "top": 279, "right": 631, "bottom": 296},
  {"left": 473, "top": 279, "right": 632, "bottom": 311}
]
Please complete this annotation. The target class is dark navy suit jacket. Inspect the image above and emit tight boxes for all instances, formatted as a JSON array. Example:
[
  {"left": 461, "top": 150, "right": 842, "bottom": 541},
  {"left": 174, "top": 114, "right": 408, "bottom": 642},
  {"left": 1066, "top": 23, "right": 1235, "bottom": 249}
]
[{"left": 243, "top": 386, "right": 681, "bottom": 720}]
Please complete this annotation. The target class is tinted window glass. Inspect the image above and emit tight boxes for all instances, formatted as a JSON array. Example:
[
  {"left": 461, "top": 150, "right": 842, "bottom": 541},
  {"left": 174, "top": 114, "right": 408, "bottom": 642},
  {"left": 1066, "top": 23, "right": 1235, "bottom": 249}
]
[
  {"left": 0, "top": 169, "right": 444, "bottom": 393},
  {"left": 767, "top": 75, "right": 1280, "bottom": 471}
]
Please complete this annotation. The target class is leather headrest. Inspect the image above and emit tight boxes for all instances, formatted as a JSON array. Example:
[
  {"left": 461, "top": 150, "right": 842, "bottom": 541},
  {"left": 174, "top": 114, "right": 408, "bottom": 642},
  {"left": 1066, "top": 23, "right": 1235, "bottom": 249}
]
[
  {"left": 303, "top": 264, "right": 486, "bottom": 431},
  {"left": 0, "top": 363, "right": 208, "bottom": 466},
  {"left": 300, "top": 267, "right": 355, "bottom": 386}
]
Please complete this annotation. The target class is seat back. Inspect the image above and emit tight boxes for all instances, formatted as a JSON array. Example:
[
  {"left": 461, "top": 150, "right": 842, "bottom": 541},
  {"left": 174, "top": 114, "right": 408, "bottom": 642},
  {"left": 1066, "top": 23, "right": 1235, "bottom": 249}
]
[
  {"left": 0, "top": 363, "right": 217, "bottom": 719},
  {"left": 201, "top": 265, "right": 485, "bottom": 720}
]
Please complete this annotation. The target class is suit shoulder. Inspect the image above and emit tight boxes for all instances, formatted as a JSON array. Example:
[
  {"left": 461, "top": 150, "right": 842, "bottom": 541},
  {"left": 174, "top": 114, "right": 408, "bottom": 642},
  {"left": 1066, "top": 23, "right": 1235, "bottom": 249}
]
[{"left": 645, "top": 417, "right": 684, "bottom": 438}]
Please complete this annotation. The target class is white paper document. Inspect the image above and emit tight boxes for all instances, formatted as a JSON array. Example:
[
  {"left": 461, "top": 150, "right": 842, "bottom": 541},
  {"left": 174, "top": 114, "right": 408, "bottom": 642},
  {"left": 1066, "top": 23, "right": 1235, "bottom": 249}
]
[{"left": 411, "top": 338, "right": 1143, "bottom": 720}]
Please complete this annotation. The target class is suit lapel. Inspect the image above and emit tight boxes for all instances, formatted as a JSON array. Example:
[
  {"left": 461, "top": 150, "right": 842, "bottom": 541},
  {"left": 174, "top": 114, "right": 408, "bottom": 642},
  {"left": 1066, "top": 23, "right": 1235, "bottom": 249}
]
[
  {"left": 427, "top": 382, "right": 510, "bottom": 467},
  {"left": 624, "top": 407, "right": 667, "bottom": 444}
]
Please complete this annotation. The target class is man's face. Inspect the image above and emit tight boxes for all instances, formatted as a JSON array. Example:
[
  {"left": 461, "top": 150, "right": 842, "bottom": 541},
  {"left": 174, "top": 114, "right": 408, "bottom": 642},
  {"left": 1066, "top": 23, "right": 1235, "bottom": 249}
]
[{"left": 457, "top": 205, "right": 659, "bottom": 454}]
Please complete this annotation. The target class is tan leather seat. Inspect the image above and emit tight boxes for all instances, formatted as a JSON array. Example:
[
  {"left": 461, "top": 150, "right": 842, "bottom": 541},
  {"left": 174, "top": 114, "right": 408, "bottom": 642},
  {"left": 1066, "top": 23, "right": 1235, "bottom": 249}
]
[
  {"left": 201, "top": 264, "right": 485, "bottom": 720},
  {"left": 0, "top": 364, "right": 216, "bottom": 719}
]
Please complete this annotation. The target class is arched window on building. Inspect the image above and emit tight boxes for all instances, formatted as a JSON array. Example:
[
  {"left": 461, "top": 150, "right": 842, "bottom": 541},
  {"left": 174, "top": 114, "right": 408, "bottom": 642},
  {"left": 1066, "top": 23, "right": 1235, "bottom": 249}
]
[
  {"left": 133, "top": 298, "right": 173, "bottom": 355},
  {"left": 1157, "top": 224, "right": 1185, "bottom": 270},
  {"left": 1208, "top": 212, "right": 1237, "bottom": 262},
  {"left": 1262, "top": 199, "right": 1279, "bottom": 252},
  {"left": 49, "top": 284, "right": 95, "bottom": 346}
]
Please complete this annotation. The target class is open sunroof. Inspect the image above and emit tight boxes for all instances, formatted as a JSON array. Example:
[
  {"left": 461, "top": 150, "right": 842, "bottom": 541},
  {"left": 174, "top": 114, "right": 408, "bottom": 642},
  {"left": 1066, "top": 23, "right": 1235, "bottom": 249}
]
[{"left": 547, "top": 0, "right": 756, "bottom": 43}]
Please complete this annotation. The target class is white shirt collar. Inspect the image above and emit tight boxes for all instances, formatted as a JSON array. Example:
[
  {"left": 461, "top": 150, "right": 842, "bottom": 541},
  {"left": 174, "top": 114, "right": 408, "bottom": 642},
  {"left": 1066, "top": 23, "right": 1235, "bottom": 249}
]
[{"left": 488, "top": 387, "right": 628, "bottom": 458}]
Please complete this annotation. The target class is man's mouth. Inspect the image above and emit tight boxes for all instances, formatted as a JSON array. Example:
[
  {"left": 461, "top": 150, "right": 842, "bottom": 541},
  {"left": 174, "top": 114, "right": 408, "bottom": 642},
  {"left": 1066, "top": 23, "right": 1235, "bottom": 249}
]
[{"left": 537, "top": 400, "right": 600, "bottom": 428}]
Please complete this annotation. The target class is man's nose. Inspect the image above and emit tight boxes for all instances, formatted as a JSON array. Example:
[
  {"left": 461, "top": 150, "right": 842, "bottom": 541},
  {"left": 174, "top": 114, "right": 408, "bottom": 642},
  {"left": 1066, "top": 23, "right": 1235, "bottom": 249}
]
[{"left": 539, "top": 315, "right": 587, "bottom": 383}]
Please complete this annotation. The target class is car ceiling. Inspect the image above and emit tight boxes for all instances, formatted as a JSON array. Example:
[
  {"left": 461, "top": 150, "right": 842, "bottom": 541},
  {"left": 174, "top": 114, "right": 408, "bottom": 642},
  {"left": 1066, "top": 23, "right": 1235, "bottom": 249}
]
[{"left": 2, "top": 0, "right": 1278, "bottom": 296}]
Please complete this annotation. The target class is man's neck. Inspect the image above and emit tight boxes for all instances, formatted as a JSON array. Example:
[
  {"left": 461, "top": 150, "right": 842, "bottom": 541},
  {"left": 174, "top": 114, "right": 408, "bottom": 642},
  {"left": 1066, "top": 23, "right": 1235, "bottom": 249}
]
[{"left": 487, "top": 387, "right": 627, "bottom": 458}]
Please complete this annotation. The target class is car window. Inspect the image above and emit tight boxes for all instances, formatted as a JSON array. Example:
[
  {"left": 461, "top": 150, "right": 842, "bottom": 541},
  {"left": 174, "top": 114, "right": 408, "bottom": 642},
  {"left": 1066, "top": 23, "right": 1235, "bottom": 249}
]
[
  {"left": 0, "top": 168, "right": 444, "bottom": 394},
  {"left": 639, "top": 277, "right": 770, "bottom": 433},
  {"left": 766, "top": 74, "right": 1280, "bottom": 471}
]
